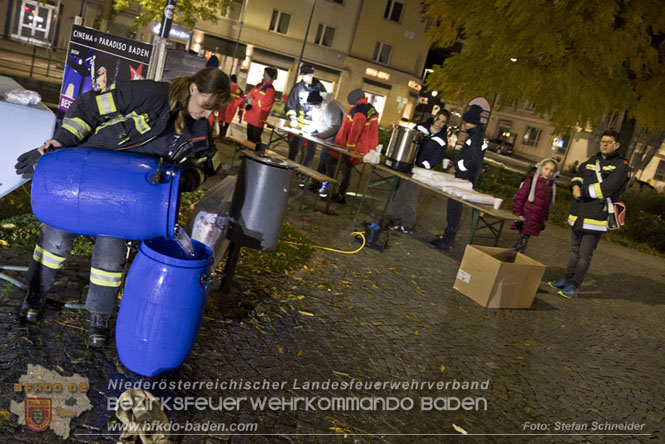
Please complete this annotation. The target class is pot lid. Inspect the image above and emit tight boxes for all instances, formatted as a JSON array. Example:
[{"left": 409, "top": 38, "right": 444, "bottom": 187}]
[{"left": 244, "top": 152, "right": 294, "bottom": 170}]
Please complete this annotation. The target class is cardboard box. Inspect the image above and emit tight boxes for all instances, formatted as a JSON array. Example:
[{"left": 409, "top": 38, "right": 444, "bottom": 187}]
[{"left": 454, "top": 245, "right": 546, "bottom": 308}]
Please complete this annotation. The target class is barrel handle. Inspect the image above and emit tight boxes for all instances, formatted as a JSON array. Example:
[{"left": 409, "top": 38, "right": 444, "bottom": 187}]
[
  {"left": 200, "top": 272, "right": 224, "bottom": 289},
  {"left": 200, "top": 272, "right": 211, "bottom": 289}
]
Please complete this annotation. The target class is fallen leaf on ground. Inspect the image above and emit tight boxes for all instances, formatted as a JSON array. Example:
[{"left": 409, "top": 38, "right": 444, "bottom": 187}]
[
  {"left": 453, "top": 424, "right": 468, "bottom": 435},
  {"left": 332, "top": 370, "right": 349, "bottom": 377},
  {"left": 298, "top": 310, "right": 315, "bottom": 317}
]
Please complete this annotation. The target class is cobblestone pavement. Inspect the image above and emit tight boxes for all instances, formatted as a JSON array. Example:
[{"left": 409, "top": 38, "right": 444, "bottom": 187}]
[{"left": 1, "top": 140, "right": 664, "bottom": 444}]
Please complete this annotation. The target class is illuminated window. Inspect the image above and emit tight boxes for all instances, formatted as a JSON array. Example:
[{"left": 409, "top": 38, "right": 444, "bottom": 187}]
[
  {"left": 384, "top": 0, "right": 403, "bottom": 23},
  {"left": 373, "top": 42, "right": 392, "bottom": 65},
  {"left": 523, "top": 127, "right": 542, "bottom": 147},
  {"left": 315, "top": 24, "right": 335, "bottom": 47},
  {"left": 269, "top": 10, "right": 291, "bottom": 35},
  {"left": 654, "top": 160, "right": 665, "bottom": 181}
]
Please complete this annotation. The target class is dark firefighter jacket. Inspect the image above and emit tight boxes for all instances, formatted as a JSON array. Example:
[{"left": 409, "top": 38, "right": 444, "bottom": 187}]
[
  {"left": 414, "top": 118, "right": 448, "bottom": 169},
  {"left": 454, "top": 125, "right": 486, "bottom": 185},
  {"left": 54, "top": 80, "right": 220, "bottom": 191},
  {"left": 568, "top": 150, "right": 629, "bottom": 233},
  {"left": 285, "top": 78, "right": 326, "bottom": 126}
]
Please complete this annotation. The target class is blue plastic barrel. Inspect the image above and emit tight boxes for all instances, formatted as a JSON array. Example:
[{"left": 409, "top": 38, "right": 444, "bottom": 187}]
[
  {"left": 31, "top": 148, "right": 181, "bottom": 239},
  {"left": 115, "top": 237, "right": 213, "bottom": 376}
]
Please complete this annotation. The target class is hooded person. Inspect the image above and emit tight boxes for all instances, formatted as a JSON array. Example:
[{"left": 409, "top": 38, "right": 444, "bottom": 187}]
[
  {"left": 511, "top": 158, "right": 559, "bottom": 252},
  {"left": 322, "top": 88, "right": 379, "bottom": 203},
  {"left": 285, "top": 64, "right": 327, "bottom": 169},
  {"left": 431, "top": 104, "right": 487, "bottom": 251}
]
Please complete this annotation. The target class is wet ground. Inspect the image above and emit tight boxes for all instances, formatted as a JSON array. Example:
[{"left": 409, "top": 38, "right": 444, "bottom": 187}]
[{"left": 1, "top": 131, "right": 664, "bottom": 443}]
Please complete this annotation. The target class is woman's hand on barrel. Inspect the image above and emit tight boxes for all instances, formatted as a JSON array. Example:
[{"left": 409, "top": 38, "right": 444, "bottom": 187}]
[{"left": 38, "top": 139, "right": 63, "bottom": 154}]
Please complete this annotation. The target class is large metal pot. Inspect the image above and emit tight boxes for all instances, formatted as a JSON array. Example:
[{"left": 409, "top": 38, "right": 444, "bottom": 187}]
[
  {"left": 384, "top": 125, "right": 423, "bottom": 173},
  {"left": 226, "top": 153, "right": 294, "bottom": 250}
]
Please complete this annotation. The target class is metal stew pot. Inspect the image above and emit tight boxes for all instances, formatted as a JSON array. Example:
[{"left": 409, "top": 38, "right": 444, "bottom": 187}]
[{"left": 384, "top": 125, "right": 423, "bottom": 173}]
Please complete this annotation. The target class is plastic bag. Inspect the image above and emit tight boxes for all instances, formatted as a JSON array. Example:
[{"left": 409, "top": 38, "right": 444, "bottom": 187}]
[
  {"left": 184, "top": 175, "right": 237, "bottom": 267},
  {"left": 191, "top": 212, "right": 226, "bottom": 250},
  {"left": 363, "top": 149, "right": 380, "bottom": 164},
  {"left": 4, "top": 89, "right": 42, "bottom": 106}
]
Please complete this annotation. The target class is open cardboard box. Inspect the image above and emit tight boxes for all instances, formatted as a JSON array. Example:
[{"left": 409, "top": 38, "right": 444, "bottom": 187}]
[{"left": 454, "top": 245, "right": 546, "bottom": 308}]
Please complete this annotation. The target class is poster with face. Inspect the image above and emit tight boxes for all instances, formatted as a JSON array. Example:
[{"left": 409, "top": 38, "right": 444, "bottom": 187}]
[{"left": 57, "top": 25, "right": 152, "bottom": 121}]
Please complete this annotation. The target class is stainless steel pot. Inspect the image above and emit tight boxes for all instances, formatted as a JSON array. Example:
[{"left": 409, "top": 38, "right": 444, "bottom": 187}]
[{"left": 384, "top": 125, "right": 423, "bottom": 173}]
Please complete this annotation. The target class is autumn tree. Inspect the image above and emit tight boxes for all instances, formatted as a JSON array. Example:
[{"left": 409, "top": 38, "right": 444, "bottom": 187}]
[
  {"left": 424, "top": 0, "right": 665, "bottom": 174},
  {"left": 97, "top": 0, "right": 231, "bottom": 32}
]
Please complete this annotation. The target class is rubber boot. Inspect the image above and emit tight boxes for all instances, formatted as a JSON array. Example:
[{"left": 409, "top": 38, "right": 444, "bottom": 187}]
[
  {"left": 19, "top": 290, "right": 43, "bottom": 324},
  {"left": 87, "top": 313, "right": 110, "bottom": 348}
]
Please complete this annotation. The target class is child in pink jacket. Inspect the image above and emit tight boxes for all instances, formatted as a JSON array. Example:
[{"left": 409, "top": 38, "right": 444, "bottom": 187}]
[{"left": 511, "top": 158, "right": 558, "bottom": 253}]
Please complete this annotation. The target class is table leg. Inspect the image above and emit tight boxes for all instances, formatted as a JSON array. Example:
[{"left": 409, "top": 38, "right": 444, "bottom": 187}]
[
  {"left": 468, "top": 209, "right": 480, "bottom": 245},
  {"left": 353, "top": 165, "right": 376, "bottom": 227},
  {"left": 299, "top": 176, "right": 311, "bottom": 211},
  {"left": 493, "top": 220, "right": 505, "bottom": 247},
  {"left": 326, "top": 156, "right": 343, "bottom": 214},
  {"left": 378, "top": 176, "right": 399, "bottom": 226}
]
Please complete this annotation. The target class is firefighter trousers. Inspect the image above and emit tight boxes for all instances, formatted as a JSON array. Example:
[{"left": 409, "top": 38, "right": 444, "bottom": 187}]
[{"left": 25, "top": 223, "right": 127, "bottom": 315}]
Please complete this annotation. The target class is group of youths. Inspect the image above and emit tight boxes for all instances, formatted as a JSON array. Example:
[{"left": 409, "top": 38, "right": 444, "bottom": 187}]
[{"left": 12, "top": 60, "right": 629, "bottom": 349}]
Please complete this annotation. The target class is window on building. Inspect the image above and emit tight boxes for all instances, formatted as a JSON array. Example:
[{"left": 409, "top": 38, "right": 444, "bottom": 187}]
[
  {"left": 269, "top": 10, "right": 291, "bottom": 34},
  {"left": 373, "top": 42, "right": 392, "bottom": 65},
  {"left": 315, "top": 24, "right": 335, "bottom": 47},
  {"left": 655, "top": 160, "right": 665, "bottom": 181},
  {"left": 384, "top": 0, "right": 404, "bottom": 22},
  {"left": 221, "top": 0, "right": 243, "bottom": 20},
  {"left": 523, "top": 127, "right": 542, "bottom": 147},
  {"left": 523, "top": 101, "right": 537, "bottom": 111}
]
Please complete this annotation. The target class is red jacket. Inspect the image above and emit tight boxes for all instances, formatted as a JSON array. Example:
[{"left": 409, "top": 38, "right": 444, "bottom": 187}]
[
  {"left": 243, "top": 80, "right": 275, "bottom": 127},
  {"left": 511, "top": 171, "right": 554, "bottom": 235},
  {"left": 218, "top": 82, "right": 244, "bottom": 123},
  {"left": 329, "top": 97, "right": 379, "bottom": 165}
]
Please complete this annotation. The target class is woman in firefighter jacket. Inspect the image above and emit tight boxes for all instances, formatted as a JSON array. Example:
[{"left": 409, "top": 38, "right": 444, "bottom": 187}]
[
  {"left": 243, "top": 67, "right": 277, "bottom": 148},
  {"left": 14, "top": 67, "right": 231, "bottom": 348},
  {"left": 391, "top": 110, "right": 450, "bottom": 233},
  {"left": 324, "top": 89, "right": 379, "bottom": 204}
]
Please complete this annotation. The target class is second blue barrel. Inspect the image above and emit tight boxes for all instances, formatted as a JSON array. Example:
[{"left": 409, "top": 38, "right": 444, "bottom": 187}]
[
  {"left": 31, "top": 148, "right": 181, "bottom": 239},
  {"left": 115, "top": 237, "right": 213, "bottom": 376}
]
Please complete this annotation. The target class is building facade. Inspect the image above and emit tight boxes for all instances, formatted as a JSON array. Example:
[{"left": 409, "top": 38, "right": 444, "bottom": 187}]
[{"left": 1, "top": 0, "right": 429, "bottom": 125}]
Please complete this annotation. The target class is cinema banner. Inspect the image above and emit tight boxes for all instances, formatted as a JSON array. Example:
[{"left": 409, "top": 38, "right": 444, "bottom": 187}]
[{"left": 57, "top": 25, "right": 152, "bottom": 120}]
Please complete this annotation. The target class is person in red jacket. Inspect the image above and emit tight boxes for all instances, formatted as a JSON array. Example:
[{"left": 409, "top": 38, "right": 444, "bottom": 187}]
[
  {"left": 324, "top": 89, "right": 379, "bottom": 203},
  {"left": 217, "top": 74, "right": 244, "bottom": 137},
  {"left": 511, "top": 158, "right": 558, "bottom": 252},
  {"left": 243, "top": 67, "right": 277, "bottom": 149}
]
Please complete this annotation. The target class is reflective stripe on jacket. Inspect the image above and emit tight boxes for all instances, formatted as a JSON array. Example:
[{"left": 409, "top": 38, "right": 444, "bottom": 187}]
[{"left": 568, "top": 151, "right": 629, "bottom": 233}]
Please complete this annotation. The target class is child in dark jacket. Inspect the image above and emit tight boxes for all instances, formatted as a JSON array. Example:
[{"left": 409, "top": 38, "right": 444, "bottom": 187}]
[{"left": 511, "top": 158, "right": 558, "bottom": 253}]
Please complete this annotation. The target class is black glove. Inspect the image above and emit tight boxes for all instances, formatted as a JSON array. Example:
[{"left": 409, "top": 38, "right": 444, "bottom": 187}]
[
  {"left": 179, "top": 166, "right": 205, "bottom": 192},
  {"left": 245, "top": 104, "right": 252, "bottom": 111},
  {"left": 541, "top": 223, "right": 546, "bottom": 232},
  {"left": 515, "top": 221, "right": 524, "bottom": 231},
  {"left": 15, "top": 148, "right": 42, "bottom": 179}
]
